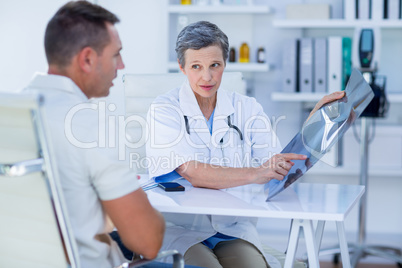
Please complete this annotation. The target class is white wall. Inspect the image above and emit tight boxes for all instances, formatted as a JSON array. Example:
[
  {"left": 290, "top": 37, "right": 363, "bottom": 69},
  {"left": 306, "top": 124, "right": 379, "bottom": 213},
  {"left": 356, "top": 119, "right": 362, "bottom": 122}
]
[
  {"left": 0, "top": 0, "right": 167, "bottom": 115},
  {"left": 95, "top": 0, "right": 168, "bottom": 114},
  {"left": 1, "top": 0, "right": 401, "bottom": 259},
  {"left": 0, "top": 0, "right": 65, "bottom": 92}
]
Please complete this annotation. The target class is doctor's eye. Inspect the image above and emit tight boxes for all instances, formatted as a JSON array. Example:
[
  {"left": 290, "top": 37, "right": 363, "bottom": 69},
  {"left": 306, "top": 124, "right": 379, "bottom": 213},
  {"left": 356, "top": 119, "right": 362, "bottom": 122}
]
[
  {"left": 211, "top": 63, "right": 220, "bottom": 68},
  {"left": 191, "top": 64, "right": 200, "bottom": 70}
]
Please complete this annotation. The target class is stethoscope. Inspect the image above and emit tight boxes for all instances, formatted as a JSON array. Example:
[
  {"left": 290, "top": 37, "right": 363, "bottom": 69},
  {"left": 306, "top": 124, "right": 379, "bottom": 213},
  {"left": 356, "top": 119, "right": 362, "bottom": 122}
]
[{"left": 183, "top": 115, "right": 244, "bottom": 163}]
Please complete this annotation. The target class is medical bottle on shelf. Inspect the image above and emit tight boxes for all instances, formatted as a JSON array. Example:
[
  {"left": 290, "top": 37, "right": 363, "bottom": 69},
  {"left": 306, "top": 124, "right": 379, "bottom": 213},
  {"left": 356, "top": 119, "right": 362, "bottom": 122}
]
[
  {"left": 181, "top": 0, "right": 191, "bottom": 5},
  {"left": 257, "top": 47, "right": 266, "bottom": 63},
  {"left": 239, "top": 42, "right": 250, "bottom": 63},
  {"left": 229, "top": 47, "right": 236, "bottom": 62}
]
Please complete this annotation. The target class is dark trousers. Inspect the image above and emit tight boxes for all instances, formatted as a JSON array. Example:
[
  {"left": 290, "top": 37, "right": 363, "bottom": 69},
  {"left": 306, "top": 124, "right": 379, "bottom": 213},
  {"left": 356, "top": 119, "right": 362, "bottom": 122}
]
[{"left": 109, "top": 231, "right": 203, "bottom": 268}]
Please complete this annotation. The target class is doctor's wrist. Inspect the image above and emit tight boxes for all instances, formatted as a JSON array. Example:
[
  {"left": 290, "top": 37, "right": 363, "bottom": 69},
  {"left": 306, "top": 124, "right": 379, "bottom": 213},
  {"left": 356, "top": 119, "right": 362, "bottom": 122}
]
[{"left": 249, "top": 166, "right": 265, "bottom": 184}]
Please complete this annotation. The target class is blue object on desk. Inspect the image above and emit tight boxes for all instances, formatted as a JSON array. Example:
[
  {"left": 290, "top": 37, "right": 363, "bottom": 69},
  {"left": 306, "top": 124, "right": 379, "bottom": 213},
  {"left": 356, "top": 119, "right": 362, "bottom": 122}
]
[
  {"left": 142, "top": 184, "right": 158, "bottom": 191},
  {"left": 154, "top": 170, "right": 182, "bottom": 183}
]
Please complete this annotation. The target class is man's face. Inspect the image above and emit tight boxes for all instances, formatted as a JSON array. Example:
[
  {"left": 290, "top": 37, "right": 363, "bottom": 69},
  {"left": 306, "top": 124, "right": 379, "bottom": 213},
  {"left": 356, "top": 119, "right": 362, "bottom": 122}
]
[{"left": 91, "top": 23, "right": 125, "bottom": 98}]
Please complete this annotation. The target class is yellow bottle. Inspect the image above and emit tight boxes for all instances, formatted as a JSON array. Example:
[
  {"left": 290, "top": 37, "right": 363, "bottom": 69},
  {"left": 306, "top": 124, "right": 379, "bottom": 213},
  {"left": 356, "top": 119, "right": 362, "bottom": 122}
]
[
  {"left": 239, "top": 42, "right": 250, "bottom": 63},
  {"left": 181, "top": 0, "right": 191, "bottom": 5}
]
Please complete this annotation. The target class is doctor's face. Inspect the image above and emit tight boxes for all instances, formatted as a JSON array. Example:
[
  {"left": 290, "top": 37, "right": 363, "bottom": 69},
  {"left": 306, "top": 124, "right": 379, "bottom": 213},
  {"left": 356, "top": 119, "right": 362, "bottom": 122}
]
[{"left": 179, "top": 45, "right": 225, "bottom": 100}]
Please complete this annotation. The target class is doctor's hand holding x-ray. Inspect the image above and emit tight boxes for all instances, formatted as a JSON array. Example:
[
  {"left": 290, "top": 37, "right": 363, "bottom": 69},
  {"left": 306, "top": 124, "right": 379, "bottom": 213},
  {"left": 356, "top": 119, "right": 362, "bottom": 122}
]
[{"left": 146, "top": 21, "right": 345, "bottom": 268}]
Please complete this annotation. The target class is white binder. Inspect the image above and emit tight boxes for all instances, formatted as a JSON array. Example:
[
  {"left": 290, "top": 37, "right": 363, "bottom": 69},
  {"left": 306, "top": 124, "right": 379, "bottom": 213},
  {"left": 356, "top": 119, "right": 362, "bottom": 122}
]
[
  {"left": 343, "top": 0, "right": 356, "bottom": 20},
  {"left": 387, "top": 0, "right": 400, "bottom": 19},
  {"left": 299, "top": 38, "right": 314, "bottom": 92},
  {"left": 282, "top": 39, "right": 299, "bottom": 92},
  {"left": 327, "top": 36, "right": 342, "bottom": 93},
  {"left": 358, "top": 0, "right": 371, "bottom": 19},
  {"left": 372, "top": 0, "right": 384, "bottom": 20},
  {"left": 314, "top": 38, "right": 327, "bottom": 93}
]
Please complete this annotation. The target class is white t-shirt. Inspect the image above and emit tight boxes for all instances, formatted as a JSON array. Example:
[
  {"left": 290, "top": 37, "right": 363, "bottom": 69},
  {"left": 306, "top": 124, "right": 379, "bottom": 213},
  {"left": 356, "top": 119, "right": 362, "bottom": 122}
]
[{"left": 25, "top": 73, "right": 139, "bottom": 268}]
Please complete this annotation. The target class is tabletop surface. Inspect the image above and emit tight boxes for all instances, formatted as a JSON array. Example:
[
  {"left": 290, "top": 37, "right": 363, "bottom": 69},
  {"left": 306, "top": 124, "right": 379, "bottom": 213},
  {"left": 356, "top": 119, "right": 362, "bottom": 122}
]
[{"left": 143, "top": 176, "right": 365, "bottom": 221}]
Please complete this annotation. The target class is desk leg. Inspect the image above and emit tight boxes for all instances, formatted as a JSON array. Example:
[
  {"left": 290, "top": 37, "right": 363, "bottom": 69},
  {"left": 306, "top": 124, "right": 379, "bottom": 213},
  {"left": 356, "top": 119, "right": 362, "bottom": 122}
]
[
  {"left": 336, "top": 221, "right": 351, "bottom": 268},
  {"left": 315, "top": 220, "right": 326, "bottom": 254},
  {"left": 284, "top": 219, "right": 301, "bottom": 268},
  {"left": 284, "top": 219, "right": 320, "bottom": 268},
  {"left": 303, "top": 220, "right": 320, "bottom": 268}
]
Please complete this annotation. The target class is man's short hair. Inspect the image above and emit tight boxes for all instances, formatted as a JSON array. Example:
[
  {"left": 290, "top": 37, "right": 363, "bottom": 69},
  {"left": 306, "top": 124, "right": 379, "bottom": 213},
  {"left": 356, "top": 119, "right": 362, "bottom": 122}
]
[{"left": 45, "top": 0, "right": 119, "bottom": 67}]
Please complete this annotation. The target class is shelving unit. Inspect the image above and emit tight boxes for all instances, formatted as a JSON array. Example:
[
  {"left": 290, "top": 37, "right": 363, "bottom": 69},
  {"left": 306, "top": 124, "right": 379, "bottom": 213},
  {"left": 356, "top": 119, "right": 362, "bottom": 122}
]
[
  {"left": 271, "top": 18, "right": 402, "bottom": 100},
  {"left": 168, "top": 4, "right": 272, "bottom": 14},
  {"left": 308, "top": 165, "right": 402, "bottom": 177},
  {"left": 168, "top": 61, "right": 271, "bottom": 72},
  {"left": 271, "top": 92, "right": 325, "bottom": 102},
  {"left": 271, "top": 92, "right": 402, "bottom": 103},
  {"left": 273, "top": 15, "right": 402, "bottom": 268},
  {"left": 166, "top": 2, "right": 274, "bottom": 73},
  {"left": 273, "top": 19, "right": 402, "bottom": 29},
  {"left": 160, "top": 2, "right": 402, "bottom": 253},
  {"left": 270, "top": 18, "right": 402, "bottom": 180}
]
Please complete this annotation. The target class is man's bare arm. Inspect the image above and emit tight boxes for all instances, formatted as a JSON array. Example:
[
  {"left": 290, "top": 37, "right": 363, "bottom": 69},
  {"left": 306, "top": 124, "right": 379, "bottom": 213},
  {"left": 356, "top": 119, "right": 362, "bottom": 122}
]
[{"left": 102, "top": 189, "right": 165, "bottom": 259}]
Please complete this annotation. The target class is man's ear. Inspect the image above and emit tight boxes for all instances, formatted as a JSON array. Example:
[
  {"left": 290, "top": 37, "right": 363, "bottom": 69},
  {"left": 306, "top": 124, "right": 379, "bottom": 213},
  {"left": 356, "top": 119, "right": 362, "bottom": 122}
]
[{"left": 78, "top": 47, "right": 97, "bottom": 73}]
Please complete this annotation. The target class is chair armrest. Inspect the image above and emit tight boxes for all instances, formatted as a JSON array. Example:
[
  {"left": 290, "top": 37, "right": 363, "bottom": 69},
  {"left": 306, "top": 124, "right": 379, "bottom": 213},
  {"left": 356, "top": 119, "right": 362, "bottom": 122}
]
[
  {"left": 0, "top": 158, "right": 43, "bottom": 176},
  {"left": 117, "top": 250, "right": 184, "bottom": 268}
]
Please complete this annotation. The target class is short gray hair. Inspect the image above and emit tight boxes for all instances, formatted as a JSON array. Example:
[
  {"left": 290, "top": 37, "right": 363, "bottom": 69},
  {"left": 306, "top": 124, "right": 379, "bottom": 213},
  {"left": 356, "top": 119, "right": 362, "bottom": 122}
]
[{"left": 175, "top": 21, "right": 229, "bottom": 68}]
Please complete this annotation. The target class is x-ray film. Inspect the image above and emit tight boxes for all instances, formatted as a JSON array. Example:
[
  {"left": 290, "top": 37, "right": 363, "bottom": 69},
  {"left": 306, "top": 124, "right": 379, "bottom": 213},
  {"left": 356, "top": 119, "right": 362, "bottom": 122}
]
[{"left": 266, "top": 69, "right": 374, "bottom": 201}]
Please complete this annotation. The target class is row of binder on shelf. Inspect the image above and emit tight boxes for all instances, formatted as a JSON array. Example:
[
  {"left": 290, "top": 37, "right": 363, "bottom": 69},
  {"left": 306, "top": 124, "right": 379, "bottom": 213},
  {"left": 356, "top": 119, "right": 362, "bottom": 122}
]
[
  {"left": 344, "top": 0, "right": 402, "bottom": 20},
  {"left": 282, "top": 37, "right": 352, "bottom": 93}
]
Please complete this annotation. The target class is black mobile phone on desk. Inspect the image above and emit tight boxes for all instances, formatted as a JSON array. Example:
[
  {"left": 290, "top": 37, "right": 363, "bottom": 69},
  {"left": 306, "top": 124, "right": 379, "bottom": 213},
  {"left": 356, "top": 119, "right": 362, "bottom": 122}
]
[{"left": 158, "top": 182, "right": 185, "bottom": 192}]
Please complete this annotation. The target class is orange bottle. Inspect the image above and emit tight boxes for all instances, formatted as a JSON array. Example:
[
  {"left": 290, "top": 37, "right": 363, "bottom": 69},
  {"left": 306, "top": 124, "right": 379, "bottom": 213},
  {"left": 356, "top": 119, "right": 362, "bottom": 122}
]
[
  {"left": 181, "top": 0, "right": 191, "bottom": 4},
  {"left": 239, "top": 42, "right": 250, "bottom": 63}
]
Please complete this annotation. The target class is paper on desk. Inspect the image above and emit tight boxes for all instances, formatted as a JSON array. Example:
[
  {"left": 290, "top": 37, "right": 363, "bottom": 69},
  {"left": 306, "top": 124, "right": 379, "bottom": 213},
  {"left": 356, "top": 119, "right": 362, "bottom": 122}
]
[
  {"left": 139, "top": 176, "right": 158, "bottom": 191},
  {"left": 265, "top": 69, "right": 374, "bottom": 201}
]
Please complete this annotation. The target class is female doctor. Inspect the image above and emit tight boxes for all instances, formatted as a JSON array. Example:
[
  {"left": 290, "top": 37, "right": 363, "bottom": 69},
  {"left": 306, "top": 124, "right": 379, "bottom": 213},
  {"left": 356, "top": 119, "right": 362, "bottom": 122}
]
[{"left": 146, "top": 21, "right": 345, "bottom": 268}]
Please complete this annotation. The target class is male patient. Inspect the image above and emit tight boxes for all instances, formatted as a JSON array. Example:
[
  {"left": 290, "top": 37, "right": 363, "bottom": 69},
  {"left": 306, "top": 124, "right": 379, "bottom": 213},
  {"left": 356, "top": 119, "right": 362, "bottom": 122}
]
[{"left": 24, "top": 1, "right": 164, "bottom": 267}]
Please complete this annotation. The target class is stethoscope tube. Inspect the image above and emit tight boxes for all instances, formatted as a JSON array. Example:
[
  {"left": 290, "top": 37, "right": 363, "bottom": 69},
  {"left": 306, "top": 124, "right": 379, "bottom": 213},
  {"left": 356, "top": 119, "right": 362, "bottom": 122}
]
[
  {"left": 183, "top": 114, "right": 245, "bottom": 166},
  {"left": 227, "top": 115, "right": 243, "bottom": 141},
  {"left": 183, "top": 115, "right": 243, "bottom": 140},
  {"left": 184, "top": 115, "right": 190, "bottom": 135}
]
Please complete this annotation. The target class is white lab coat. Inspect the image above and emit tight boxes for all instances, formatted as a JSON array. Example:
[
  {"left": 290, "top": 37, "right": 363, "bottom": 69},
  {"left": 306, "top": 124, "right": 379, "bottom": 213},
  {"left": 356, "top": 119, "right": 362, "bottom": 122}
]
[{"left": 146, "top": 79, "right": 282, "bottom": 267}]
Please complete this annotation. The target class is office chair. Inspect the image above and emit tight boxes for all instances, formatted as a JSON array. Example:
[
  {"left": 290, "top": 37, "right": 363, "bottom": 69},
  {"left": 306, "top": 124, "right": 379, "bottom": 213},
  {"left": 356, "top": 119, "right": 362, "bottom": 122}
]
[
  {"left": 0, "top": 92, "right": 184, "bottom": 268},
  {"left": 123, "top": 72, "right": 305, "bottom": 268},
  {"left": 0, "top": 92, "right": 79, "bottom": 267}
]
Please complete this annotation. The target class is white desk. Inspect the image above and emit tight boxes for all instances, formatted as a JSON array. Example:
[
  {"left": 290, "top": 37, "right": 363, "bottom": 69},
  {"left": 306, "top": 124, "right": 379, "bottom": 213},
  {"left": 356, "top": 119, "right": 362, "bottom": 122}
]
[{"left": 145, "top": 178, "right": 364, "bottom": 268}]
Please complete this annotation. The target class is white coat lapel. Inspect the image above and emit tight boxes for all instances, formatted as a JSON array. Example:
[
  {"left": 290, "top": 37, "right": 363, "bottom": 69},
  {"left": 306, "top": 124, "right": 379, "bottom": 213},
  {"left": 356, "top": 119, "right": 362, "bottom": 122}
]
[
  {"left": 212, "top": 88, "right": 235, "bottom": 147},
  {"left": 179, "top": 80, "right": 211, "bottom": 147}
]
